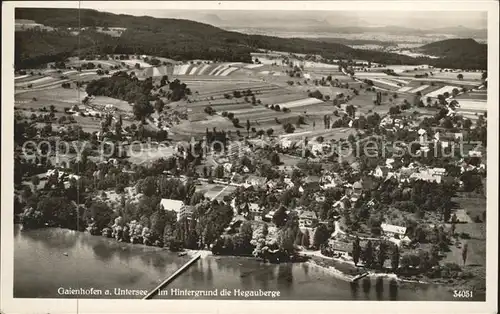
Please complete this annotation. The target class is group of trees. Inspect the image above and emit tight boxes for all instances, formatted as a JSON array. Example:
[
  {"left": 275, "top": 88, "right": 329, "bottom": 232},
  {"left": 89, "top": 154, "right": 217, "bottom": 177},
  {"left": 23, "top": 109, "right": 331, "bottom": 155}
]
[
  {"left": 18, "top": 166, "right": 240, "bottom": 252},
  {"left": 85, "top": 72, "right": 191, "bottom": 121}
]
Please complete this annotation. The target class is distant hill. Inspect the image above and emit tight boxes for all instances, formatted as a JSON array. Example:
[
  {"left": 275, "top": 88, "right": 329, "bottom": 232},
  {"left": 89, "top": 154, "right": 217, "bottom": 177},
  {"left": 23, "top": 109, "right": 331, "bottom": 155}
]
[
  {"left": 14, "top": 8, "right": 486, "bottom": 70},
  {"left": 418, "top": 38, "right": 487, "bottom": 56},
  {"left": 416, "top": 38, "right": 487, "bottom": 69}
]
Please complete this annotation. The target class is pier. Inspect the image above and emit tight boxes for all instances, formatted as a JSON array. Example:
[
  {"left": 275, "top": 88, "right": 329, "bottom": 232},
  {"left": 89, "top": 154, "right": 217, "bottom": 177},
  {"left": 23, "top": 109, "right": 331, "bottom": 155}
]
[
  {"left": 351, "top": 272, "right": 370, "bottom": 282},
  {"left": 143, "top": 253, "right": 201, "bottom": 300}
]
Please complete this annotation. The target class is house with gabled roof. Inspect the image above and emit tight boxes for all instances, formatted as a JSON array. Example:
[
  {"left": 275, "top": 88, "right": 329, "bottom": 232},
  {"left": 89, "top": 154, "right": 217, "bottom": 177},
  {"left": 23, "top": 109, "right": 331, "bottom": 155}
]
[
  {"left": 160, "top": 199, "right": 192, "bottom": 220},
  {"left": 381, "top": 223, "right": 407, "bottom": 239},
  {"left": 298, "top": 210, "right": 318, "bottom": 228}
]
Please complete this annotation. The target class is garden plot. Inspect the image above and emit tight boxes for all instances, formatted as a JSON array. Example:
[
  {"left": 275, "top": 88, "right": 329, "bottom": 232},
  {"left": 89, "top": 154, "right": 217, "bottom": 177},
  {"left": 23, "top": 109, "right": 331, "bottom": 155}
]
[
  {"left": 244, "top": 64, "right": 264, "bottom": 69},
  {"left": 186, "top": 66, "right": 199, "bottom": 75},
  {"left": 142, "top": 66, "right": 171, "bottom": 77},
  {"left": 408, "top": 84, "right": 429, "bottom": 93},
  {"left": 206, "top": 64, "right": 225, "bottom": 76},
  {"left": 62, "top": 70, "right": 78, "bottom": 75},
  {"left": 456, "top": 100, "right": 487, "bottom": 111},
  {"left": 212, "top": 65, "right": 231, "bottom": 76},
  {"left": 397, "top": 86, "right": 413, "bottom": 92},
  {"left": 15, "top": 76, "right": 56, "bottom": 87},
  {"left": 258, "top": 93, "right": 310, "bottom": 105},
  {"left": 369, "top": 78, "right": 400, "bottom": 88},
  {"left": 303, "top": 61, "right": 338, "bottom": 69},
  {"left": 354, "top": 72, "right": 389, "bottom": 77},
  {"left": 72, "top": 60, "right": 118, "bottom": 68},
  {"left": 456, "top": 91, "right": 487, "bottom": 101},
  {"left": 15, "top": 87, "right": 86, "bottom": 110},
  {"left": 91, "top": 96, "right": 133, "bottom": 113},
  {"left": 275, "top": 98, "right": 324, "bottom": 109},
  {"left": 151, "top": 67, "right": 162, "bottom": 77},
  {"left": 242, "top": 110, "right": 298, "bottom": 122},
  {"left": 210, "top": 103, "right": 257, "bottom": 112},
  {"left": 15, "top": 74, "right": 31, "bottom": 80},
  {"left": 226, "top": 107, "right": 269, "bottom": 115},
  {"left": 196, "top": 64, "right": 213, "bottom": 75},
  {"left": 384, "top": 78, "right": 410, "bottom": 85},
  {"left": 429, "top": 71, "right": 484, "bottom": 81},
  {"left": 77, "top": 72, "right": 98, "bottom": 77},
  {"left": 251, "top": 56, "right": 282, "bottom": 65},
  {"left": 122, "top": 59, "right": 151, "bottom": 68},
  {"left": 424, "top": 85, "right": 458, "bottom": 98},
  {"left": 173, "top": 64, "right": 192, "bottom": 75},
  {"left": 218, "top": 67, "right": 239, "bottom": 77}
]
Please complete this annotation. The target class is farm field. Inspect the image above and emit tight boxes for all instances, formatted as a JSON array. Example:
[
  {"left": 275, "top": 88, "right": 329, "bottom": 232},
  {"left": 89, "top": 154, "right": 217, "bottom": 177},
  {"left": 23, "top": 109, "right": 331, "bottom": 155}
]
[
  {"left": 122, "top": 59, "right": 152, "bottom": 68},
  {"left": 90, "top": 96, "right": 133, "bottom": 113},
  {"left": 424, "top": 85, "right": 460, "bottom": 98},
  {"left": 127, "top": 145, "right": 176, "bottom": 165},
  {"left": 195, "top": 183, "right": 237, "bottom": 201},
  {"left": 66, "top": 59, "right": 122, "bottom": 69},
  {"left": 456, "top": 90, "right": 487, "bottom": 101},
  {"left": 14, "top": 87, "right": 86, "bottom": 111},
  {"left": 347, "top": 89, "right": 415, "bottom": 115},
  {"left": 456, "top": 99, "right": 487, "bottom": 111}
]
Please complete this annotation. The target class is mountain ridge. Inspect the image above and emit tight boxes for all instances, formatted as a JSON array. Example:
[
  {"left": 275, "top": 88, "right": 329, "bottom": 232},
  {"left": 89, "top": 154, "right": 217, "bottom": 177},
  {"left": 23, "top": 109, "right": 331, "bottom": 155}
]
[{"left": 15, "top": 8, "right": 487, "bottom": 70}]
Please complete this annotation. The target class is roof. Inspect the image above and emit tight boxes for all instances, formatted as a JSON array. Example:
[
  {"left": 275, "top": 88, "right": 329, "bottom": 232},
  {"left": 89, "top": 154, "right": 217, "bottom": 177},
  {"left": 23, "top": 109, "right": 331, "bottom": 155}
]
[
  {"left": 249, "top": 203, "right": 261, "bottom": 212},
  {"left": 381, "top": 223, "right": 407, "bottom": 235},
  {"left": 329, "top": 241, "right": 353, "bottom": 252},
  {"left": 160, "top": 199, "right": 185, "bottom": 212},
  {"left": 352, "top": 181, "right": 362, "bottom": 189},
  {"left": 299, "top": 210, "right": 317, "bottom": 220}
]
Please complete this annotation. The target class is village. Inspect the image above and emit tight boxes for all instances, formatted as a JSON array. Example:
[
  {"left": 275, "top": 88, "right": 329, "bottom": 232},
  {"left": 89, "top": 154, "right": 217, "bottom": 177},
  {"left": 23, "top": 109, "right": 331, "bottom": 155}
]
[
  {"left": 15, "top": 72, "right": 487, "bottom": 286},
  {"left": 12, "top": 8, "right": 489, "bottom": 299}
]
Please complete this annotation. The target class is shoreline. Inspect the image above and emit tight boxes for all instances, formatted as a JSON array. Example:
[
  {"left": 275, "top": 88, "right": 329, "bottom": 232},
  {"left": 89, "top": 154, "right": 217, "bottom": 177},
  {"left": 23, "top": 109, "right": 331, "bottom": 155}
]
[
  {"left": 306, "top": 257, "right": 431, "bottom": 285},
  {"left": 14, "top": 225, "right": 479, "bottom": 292},
  {"left": 304, "top": 253, "right": 433, "bottom": 286}
]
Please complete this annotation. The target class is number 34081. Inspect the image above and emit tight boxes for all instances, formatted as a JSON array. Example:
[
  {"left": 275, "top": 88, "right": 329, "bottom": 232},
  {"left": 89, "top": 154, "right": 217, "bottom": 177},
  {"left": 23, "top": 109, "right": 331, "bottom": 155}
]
[{"left": 453, "top": 290, "right": 473, "bottom": 298}]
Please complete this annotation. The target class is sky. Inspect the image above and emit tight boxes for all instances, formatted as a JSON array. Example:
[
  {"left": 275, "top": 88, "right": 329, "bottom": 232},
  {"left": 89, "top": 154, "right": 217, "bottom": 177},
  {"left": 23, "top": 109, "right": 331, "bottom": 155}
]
[{"left": 104, "top": 9, "right": 487, "bottom": 30}]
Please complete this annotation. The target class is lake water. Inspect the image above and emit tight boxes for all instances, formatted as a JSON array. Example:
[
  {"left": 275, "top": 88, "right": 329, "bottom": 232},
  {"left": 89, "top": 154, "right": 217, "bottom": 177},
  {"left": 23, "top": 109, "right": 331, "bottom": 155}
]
[{"left": 14, "top": 225, "right": 459, "bottom": 300}]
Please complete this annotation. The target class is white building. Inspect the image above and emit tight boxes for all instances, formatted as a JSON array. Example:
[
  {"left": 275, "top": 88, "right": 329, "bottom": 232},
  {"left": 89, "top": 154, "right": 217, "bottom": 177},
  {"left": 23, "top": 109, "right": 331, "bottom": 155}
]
[
  {"left": 381, "top": 223, "right": 407, "bottom": 238},
  {"left": 160, "top": 199, "right": 192, "bottom": 220}
]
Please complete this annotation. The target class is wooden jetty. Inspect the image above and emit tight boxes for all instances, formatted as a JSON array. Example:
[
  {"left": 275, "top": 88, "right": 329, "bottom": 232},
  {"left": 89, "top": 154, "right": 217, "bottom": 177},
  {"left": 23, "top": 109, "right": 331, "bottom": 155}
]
[
  {"left": 143, "top": 253, "right": 201, "bottom": 300},
  {"left": 351, "top": 272, "right": 370, "bottom": 282}
]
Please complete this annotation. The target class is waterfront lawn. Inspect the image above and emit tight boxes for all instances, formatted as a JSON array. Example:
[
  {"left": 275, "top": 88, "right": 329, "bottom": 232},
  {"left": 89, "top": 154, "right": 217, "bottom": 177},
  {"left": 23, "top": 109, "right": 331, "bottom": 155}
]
[
  {"left": 452, "top": 195, "right": 486, "bottom": 223},
  {"left": 442, "top": 223, "right": 486, "bottom": 294},
  {"left": 309, "top": 255, "right": 363, "bottom": 276}
]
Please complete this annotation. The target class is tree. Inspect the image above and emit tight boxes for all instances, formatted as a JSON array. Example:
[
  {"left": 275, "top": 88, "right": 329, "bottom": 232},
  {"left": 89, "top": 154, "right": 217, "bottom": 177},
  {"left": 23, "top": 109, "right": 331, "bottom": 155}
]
[
  {"left": 214, "top": 165, "right": 224, "bottom": 179},
  {"left": 462, "top": 242, "right": 468, "bottom": 265},
  {"left": 266, "top": 128, "right": 274, "bottom": 137},
  {"left": 154, "top": 99, "right": 165, "bottom": 113},
  {"left": 301, "top": 229, "right": 310, "bottom": 248},
  {"left": 283, "top": 123, "right": 295, "bottom": 133},
  {"left": 294, "top": 230, "right": 303, "bottom": 246},
  {"left": 363, "top": 240, "right": 374, "bottom": 268},
  {"left": 346, "top": 105, "right": 356, "bottom": 118},
  {"left": 269, "top": 151, "right": 280, "bottom": 165},
  {"left": 312, "top": 224, "right": 330, "bottom": 249},
  {"left": 273, "top": 206, "right": 288, "bottom": 228},
  {"left": 457, "top": 73, "right": 464, "bottom": 80},
  {"left": 450, "top": 214, "right": 458, "bottom": 235},
  {"left": 376, "top": 241, "right": 388, "bottom": 270},
  {"left": 133, "top": 98, "right": 154, "bottom": 121},
  {"left": 87, "top": 201, "right": 114, "bottom": 233},
  {"left": 31, "top": 175, "right": 40, "bottom": 189},
  {"left": 352, "top": 237, "right": 361, "bottom": 266},
  {"left": 391, "top": 244, "right": 400, "bottom": 272},
  {"left": 246, "top": 119, "right": 251, "bottom": 136}
]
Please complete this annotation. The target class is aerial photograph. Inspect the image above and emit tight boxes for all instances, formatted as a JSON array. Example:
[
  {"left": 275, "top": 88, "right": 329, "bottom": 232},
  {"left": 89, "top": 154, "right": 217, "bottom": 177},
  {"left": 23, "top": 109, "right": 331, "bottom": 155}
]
[{"left": 12, "top": 6, "right": 488, "bottom": 302}]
